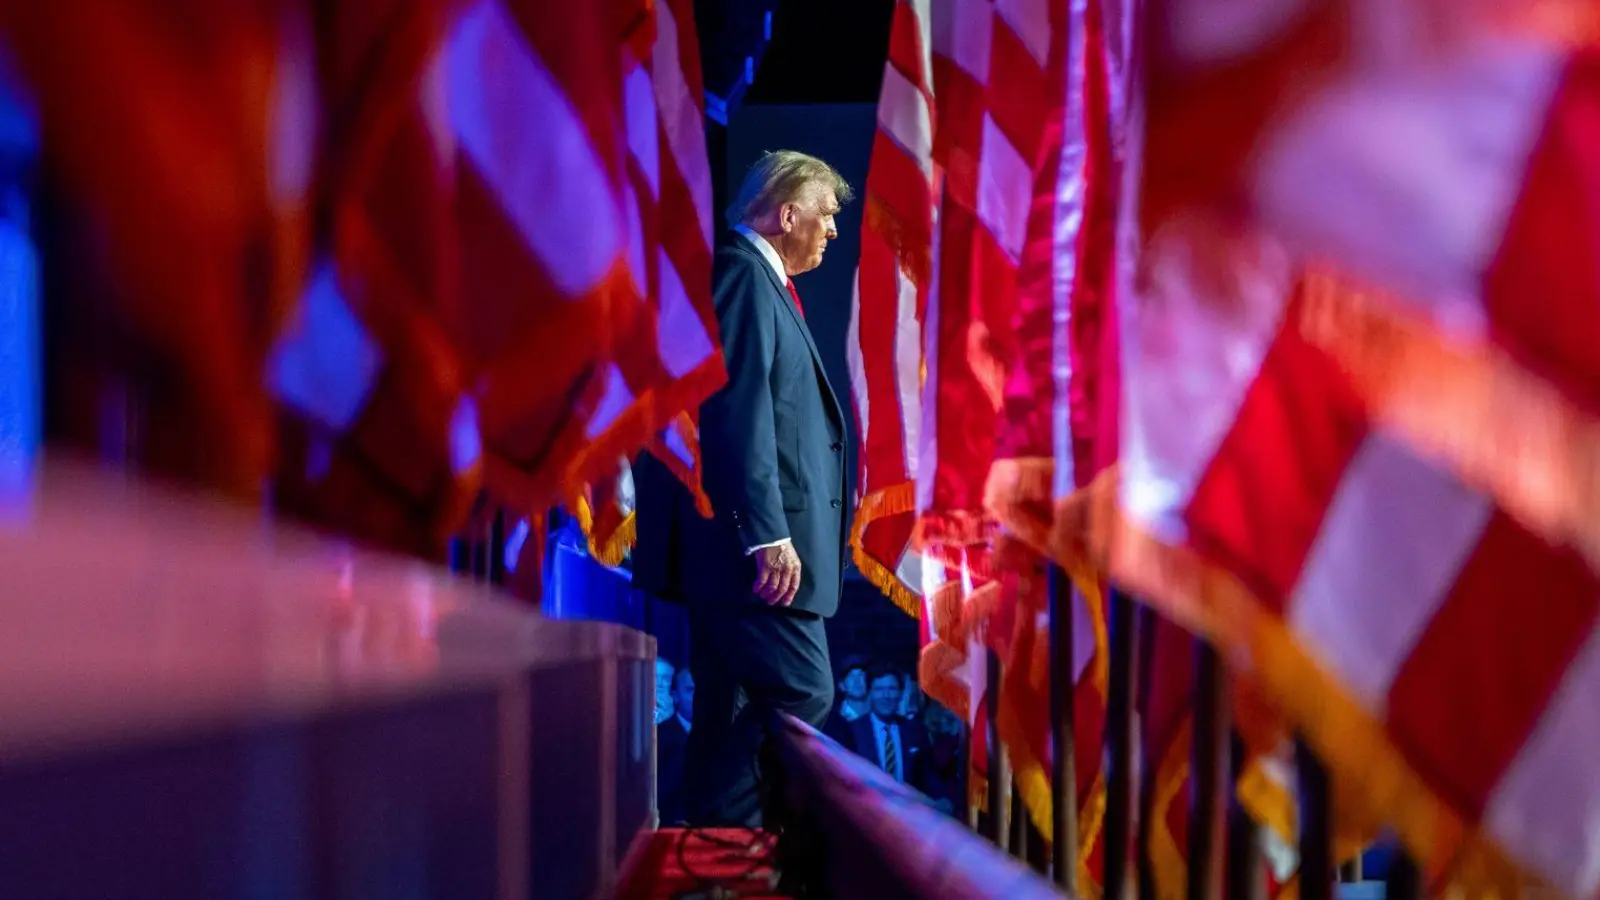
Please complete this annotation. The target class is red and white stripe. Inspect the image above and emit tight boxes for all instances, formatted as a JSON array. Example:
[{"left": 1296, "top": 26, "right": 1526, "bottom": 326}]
[
  {"left": 850, "top": 0, "right": 1106, "bottom": 823},
  {"left": 268, "top": 0, "right": 722, "bottom": 556},
  {"left": 578, "top": 0, "right": 722, "bottom": 555},
  {"left": 848, "top": 0, "right": 937, "bottom": 611},
  {"left": 1125, "top": 7, "right": 1600, "bottom": 891},
  {"left": 910, "top": 0, "right": 1077, "bottom": 820},
  {"left": 439, "top": 0, "right": 637, "bottom": 512},
  {"left": 631, "top": 0, "right": 722, "bottom": 516},
  {"left": 0, "top": 2, "right": 319, "bottom": 500},
  {"left": 615, "top": 0, "right": 719, "bottom": 427},
  {"left": 917, "top": 0, "right": 1063, "bottom": 550}
]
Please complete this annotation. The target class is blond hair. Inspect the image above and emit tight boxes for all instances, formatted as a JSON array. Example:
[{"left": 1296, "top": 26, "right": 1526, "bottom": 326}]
[{"left": 725, "top": 150, "right": 853, "bottom": 228}]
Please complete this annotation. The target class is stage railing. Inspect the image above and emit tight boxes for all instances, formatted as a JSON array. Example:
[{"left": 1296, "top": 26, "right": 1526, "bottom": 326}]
[
  {"left": 450, "top": 490, "right": 1426, "bottom": 898},
  {"left": 766, "top": 712, "right": 1069, "bottom": 900},
  {"left": 0, "top": 465, "right": 656, "bottom": 900}
]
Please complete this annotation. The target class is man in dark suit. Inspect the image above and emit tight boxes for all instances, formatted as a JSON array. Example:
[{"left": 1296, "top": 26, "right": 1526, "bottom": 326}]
[
  {"left": 633, "top": 150, "right": 853, "bottom": 827},
  {"left": 845, "top": 666, "right": 933, "bottom": 797},
  {"left": 821, "top": 655, "right": 871, "bottom": 743},
  {"left": 655, "top": 667, "right": 694, "bottom": 825}
]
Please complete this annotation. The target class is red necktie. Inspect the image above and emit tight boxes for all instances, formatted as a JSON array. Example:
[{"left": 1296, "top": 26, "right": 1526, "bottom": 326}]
[{"left": 785, "top": 279, "right": 806, "bottom": 318}]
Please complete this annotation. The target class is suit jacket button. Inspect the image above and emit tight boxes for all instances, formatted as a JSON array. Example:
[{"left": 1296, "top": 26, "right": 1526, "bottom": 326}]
[
  {"left": 830, "top": 499, "right": 842, "bottom": 509},
  {"left": 831, "top": 441, "right": 843, "bottom": 452}
]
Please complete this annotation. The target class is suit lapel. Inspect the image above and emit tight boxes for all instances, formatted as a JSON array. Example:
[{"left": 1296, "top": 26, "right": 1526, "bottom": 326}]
[{"left": 730, "top": 238, "right": 845, "bottom": 427}]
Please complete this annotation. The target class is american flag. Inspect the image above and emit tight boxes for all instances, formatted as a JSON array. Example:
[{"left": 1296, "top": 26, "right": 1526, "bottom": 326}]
[
  {"left": 0, "top": 0, "right": 311, "bottom": 498},
  {"left": 978, "top": 0, "right": 1116, "bottom": 875},
  {"left": 848, "top": 0, "right": 1119, "bottom": 865},
  {"left": 1117, "top": 2, "right": 1600, "bottom": 893},
  {"left": 279, "top": 0, "right": 721, "bottom": 558},
  {"left": 848, "top": 0, "right": 937, "bottom": 617},
  {"left": 6, "top": 0, "right": 716, "bottom": 559},
  {"left": 915, "top": 0, "right": 1060, "bottom": 808},
  {"left": 571, "top": 0, "right": 723, "bottom": 566},
  {"left": 268, "top": 0, "right": 650, "bottom": 554}
]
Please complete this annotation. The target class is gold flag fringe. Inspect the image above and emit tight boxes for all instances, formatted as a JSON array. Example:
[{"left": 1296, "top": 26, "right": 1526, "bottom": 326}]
[
  {"left": 849, "top": 481, "right": 921, "bottom": 618},
  {"left": 572, "top": 494, "right": 637, "bottom": 569}
]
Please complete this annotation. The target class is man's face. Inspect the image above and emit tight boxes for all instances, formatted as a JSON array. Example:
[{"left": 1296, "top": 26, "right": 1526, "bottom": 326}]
[
  {"left": 868, "top": 674, "right": 901, "bottom": 719},
  {"left": 841, "top": 667, "right": 867, "bottom": 700},
  {"left": 654, "top": 659, "right": 675, "bottom": 720},
  {"left": 671, "top": 670, "right": 695, "bottom": 721},
  {"left": 782, "top": 186, "right": 839, "bottom": 276}
]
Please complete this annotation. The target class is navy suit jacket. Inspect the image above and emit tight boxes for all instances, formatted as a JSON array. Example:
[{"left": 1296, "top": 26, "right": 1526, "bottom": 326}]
[
  {"left": 633, "top": 235, "right": 850, "bottom": 617},
  {"left": 655, "top": 716, "right": 689, "bottom": 824},
  {"left": 846, "top": 714, "right": 931, "bottom": 794}
]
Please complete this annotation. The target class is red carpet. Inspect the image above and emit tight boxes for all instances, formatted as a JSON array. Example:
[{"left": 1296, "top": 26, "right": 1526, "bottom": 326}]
[{"left": 616, "top": 828, "right": 783, "bottom": 899}]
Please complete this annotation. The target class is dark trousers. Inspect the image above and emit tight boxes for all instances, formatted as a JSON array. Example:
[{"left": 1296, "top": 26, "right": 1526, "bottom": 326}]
[{"left": 683, "top": 603, "right": 832, "bottom": 827}]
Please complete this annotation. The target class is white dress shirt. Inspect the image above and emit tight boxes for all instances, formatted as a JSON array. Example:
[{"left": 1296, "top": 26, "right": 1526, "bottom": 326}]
[
  {"left": 734, "top": 224, "right": 787, "bottom": 283},
  {"left": 731, "top": 224, "right": 794, "bottom": 556}
]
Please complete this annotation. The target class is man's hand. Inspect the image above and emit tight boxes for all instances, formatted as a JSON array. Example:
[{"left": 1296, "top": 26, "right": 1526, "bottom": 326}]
[{"left": 753, "top": 542, "right": 803, "bottom": 606}]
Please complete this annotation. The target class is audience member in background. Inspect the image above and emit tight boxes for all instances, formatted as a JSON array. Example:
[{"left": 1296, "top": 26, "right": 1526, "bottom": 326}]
[
  {"left": 844, "top": 666, "right": 934, "bottom": 800},
  {"left": 921, "top": 700, "right": 966, "bottom": 818},
  {"left": 822, "top": 655, "right": 870, "bottom": 741},
  {"left": 653, "top": 658, "right": 676, "bottom": 725},
  {"left": 670, "top": 668, "right": 694, "bottom": 731},
  {"left": 656, "top": 667, "right": 694, "bottom": 825},
  {"left": 897, "top": 675, "right": 925, "bottom": 721}
]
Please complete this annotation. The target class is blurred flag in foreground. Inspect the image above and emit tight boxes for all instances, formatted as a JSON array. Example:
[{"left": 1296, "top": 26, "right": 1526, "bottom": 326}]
[
  {"left": 570, "top": 0, "right": 723, "bottom": 566},
  {"left": 1116, "top": 2, "right": 1600, "bottom": 893},
  {"left": 0, "top": 0, "right": 310, "bottom": 496},
  {"left": 978, "top": 0, "right": 1120, "bottom": 876},
  {"left": 848, "top": 0, "right": 1118, "bottom": 873},
  {"left": 904, "top": 0, "right": 1069, "bottom": 831},
  {"left": 4, "top": 0, "right": 718, "bottom": 561}
]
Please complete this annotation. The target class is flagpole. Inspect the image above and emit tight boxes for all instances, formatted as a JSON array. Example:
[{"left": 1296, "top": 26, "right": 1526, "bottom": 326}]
[
  {"left": 1103, "top": 590, "right": 1140, "bottom": 898},
  {"left": 1386, "top": 852, "right": 1422, "bottom": 900},
  {"left": 1296, "top": 738, "right": 1334, "bottom": 900},
  {"left": 488, "top": 508, "right": 506, "bottom": 585},
  {"left": 986, "top": 647, "right": 1008, "bottom": 847},
  {"left": 1188, "top": 640, "right": 1228, "bottom": 900},
  {"left": 1226, "top": 732, "right": 1266, "bottom": 900},
  {"left": 1049, "top": 567, "right": 1078, "bottom": 889},
  {"left": 1136, "top": 606, "right": 1159, "bottom": 900}
]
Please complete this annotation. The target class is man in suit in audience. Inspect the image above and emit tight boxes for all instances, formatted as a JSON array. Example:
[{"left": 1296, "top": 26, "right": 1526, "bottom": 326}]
[
  {"left": 633, "top": 150, "right": 853, "bottom": 827},
  {"left": 822, "top": 655, "right": 870, "bottom": 742},
  {"left": 655, "top": 667, "right": 694, "bottom": 825},
  {"left": 653, "top": 657, "right": 676, "bottom": 725},
  {"left": 845, "top": 666, "right": 933, "bottom": 797}
]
